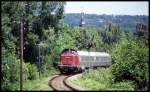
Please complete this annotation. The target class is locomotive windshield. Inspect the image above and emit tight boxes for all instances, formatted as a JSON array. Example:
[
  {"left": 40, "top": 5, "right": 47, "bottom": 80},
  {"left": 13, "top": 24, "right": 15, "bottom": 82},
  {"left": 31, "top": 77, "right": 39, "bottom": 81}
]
[{"left": 61, "top": 48, "right": 78, "bottom": 54}]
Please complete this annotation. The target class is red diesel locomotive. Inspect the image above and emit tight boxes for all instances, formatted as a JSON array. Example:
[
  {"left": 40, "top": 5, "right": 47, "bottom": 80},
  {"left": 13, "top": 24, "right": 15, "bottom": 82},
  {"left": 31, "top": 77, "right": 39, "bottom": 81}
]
[
  {"left": 58, "top": 48, "right": 80, "bottom": 73},
  {"left": 58, "top": 48, "right": 111, "bottom": 74}
]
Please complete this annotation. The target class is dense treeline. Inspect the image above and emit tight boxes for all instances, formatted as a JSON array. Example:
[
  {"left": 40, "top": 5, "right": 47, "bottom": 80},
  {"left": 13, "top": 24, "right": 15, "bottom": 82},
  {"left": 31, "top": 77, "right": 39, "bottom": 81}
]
[
  {"left": 1, "top": 1, "right": 149, "bottom": 91},
  {"left": 63, "top": 13, "right": 148, "bottom": 32},
  {"left": 2, "top": 1, "right": 65, "bottom": 90}
]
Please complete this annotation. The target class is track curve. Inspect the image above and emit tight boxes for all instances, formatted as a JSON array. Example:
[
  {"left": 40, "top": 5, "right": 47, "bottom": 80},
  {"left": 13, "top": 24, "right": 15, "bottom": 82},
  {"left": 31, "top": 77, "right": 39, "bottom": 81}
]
[{"left": 49, "top": 74, "right": 78, "bottom": 91}]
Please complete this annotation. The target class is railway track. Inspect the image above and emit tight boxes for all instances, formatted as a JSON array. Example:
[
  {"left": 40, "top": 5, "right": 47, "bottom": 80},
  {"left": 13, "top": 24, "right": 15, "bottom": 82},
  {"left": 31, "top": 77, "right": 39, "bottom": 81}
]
[{"left": 49, "top": 74, "right": 79, "bottom": 91}]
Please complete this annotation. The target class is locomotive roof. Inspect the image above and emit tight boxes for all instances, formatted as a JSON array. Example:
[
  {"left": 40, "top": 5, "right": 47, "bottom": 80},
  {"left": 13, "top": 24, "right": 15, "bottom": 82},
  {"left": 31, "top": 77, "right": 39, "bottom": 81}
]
[{"left": 77, "top": 51, "right": 110, "bottom": 57}]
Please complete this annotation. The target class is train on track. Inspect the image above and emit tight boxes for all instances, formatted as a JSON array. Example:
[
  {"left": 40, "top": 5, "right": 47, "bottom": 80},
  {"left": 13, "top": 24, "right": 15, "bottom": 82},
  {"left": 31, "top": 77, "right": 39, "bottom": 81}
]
[{"left": 58, "top": 48, "right": 111, "bottom": 74}]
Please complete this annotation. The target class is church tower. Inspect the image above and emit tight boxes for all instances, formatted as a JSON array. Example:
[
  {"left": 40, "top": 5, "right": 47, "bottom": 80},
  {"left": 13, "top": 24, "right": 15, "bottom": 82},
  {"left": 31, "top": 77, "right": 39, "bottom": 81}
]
[{"left": 79, "top": 12, "right": 85, "bottom": 27}]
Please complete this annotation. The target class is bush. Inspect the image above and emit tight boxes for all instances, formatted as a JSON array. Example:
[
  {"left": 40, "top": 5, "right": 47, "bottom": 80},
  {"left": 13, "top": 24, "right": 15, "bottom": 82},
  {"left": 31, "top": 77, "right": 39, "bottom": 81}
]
[
  {"left": 111, "top": 37, "right": 149, "bottom": 90},
  {"left": 1, "top": 48, "right": 20, "bottom": 90},
  {"left": 42, "top": 54, "right": 59, "bottom": 77},
  {"left": 25, "top": 63, "right": 39, "bottom": 80},
  {"left": 82, "top": 68, "right": 113, "bottom": 85}
]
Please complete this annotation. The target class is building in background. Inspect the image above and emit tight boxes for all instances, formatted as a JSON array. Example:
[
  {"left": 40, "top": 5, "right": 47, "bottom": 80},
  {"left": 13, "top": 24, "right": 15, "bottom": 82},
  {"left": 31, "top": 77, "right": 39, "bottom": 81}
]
[{"left": 79, "top": 12, "right": 85, "bottom": 28}]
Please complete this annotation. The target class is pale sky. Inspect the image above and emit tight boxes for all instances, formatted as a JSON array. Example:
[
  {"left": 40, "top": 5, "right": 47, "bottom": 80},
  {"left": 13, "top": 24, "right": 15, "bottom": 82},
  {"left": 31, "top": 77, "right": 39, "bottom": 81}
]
[{"left": 65, "top": 1, "right": 149, "bottom": 15}]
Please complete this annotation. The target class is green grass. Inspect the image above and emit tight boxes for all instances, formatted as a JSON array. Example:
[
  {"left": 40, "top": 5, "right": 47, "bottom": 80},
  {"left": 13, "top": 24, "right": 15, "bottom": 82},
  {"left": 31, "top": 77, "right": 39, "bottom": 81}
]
[
  {"left": 70, "top": 67, "right": 135, "bottom": 91},
  {"left": 7, "top": 69, "right": 59, "bottom": 91},
  {"left": 23, "top": 77, "right": 53, "bottom": 91},
  {"left": 23, "top": 68, "right": 59, "bottom": 91}
]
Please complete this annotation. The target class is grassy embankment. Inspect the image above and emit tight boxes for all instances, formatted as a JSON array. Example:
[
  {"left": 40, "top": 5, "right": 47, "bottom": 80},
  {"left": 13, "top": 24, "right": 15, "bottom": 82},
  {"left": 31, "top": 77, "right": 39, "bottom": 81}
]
[
  {"left": 23, "top": 70, "right": 59, "bottom": 91},
  {"left": 23, "top": 77, "right": 52, "bottom": 91},
  {"left": 70, "top": 67, "right": 135, "bottom": 91}
]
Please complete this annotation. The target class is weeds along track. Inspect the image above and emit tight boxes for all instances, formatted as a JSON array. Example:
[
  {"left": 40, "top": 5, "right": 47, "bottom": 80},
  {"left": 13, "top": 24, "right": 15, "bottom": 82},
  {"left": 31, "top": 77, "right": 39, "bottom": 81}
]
[{"left": 49, "top": 74, "right": 79, "bottom": 91}]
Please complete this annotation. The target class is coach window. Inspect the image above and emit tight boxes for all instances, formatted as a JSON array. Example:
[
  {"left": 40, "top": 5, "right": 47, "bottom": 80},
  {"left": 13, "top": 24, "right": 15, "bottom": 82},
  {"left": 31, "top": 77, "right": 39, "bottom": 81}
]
[{"left": 96, "top": 57, "right": 99, "bottom": 61}]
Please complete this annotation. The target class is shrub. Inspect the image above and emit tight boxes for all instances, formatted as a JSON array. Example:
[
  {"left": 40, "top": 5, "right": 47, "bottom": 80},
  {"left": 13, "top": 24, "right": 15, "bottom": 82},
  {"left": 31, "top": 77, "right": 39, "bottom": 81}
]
[
  {"left": 25, "top": 63, "right": 39, "bottom": 80},
  {"left": 1, "top": 48, "right": 20, "bottom": 90},
  {"left": 111, "top": 37, "right": 149, "bottom": 90}
]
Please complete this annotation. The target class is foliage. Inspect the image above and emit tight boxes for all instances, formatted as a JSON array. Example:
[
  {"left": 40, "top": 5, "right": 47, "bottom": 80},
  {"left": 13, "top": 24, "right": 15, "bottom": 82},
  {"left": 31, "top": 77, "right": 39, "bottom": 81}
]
[
  {"left": 134, "top": 23, "right": 149, "bottom": 46},
  {"left": 23, "top": 77, "right": 53, "bottom": 91},
  {"left": 83, "top": 27, "right": 102, "bottom": 51},
  {"left": 111, "top": 35, "right": 149, "bottom": 90},
  {"left": 107, "top": 81, "right": 134, "bottom": 91},
  {"left": 97, "top": 23, "right": 123, "bottom": 52},
  {"left": 42, "top": 54, "right": 59, "bottom": 77},
  {"left": 71, "top": 68, "right": 134, "bottom": 91},
  {"left": 1, "top": 47, "right": 40, "bottom": 91},
  {"left": 1, "top": 48, "right": 20, "bottom": 91},
  {"left": 25, "top": 63, "right": 39, "bottom": 80}
]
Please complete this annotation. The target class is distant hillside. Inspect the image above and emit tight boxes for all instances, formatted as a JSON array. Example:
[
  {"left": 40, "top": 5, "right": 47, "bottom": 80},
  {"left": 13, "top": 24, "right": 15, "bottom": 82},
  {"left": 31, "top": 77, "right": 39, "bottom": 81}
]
[{"left": 63, "top": 13, "right": 148, "bottom": 32}]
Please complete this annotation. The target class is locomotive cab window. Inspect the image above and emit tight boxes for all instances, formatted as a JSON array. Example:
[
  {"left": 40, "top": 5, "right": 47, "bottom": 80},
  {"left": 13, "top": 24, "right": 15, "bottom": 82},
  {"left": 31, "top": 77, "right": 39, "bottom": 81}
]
[{"left": 71, "top": 51, "right": 78, "bottom": 55}]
